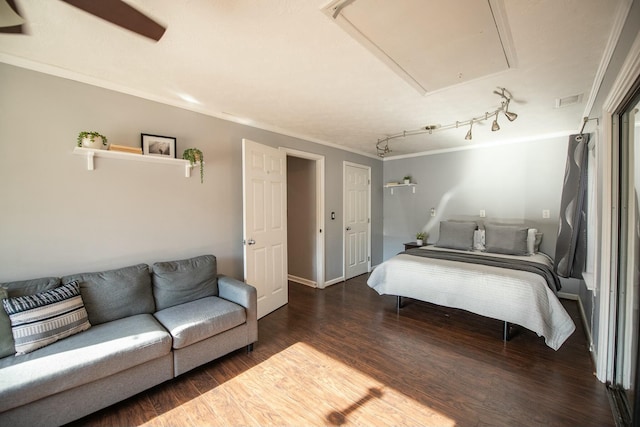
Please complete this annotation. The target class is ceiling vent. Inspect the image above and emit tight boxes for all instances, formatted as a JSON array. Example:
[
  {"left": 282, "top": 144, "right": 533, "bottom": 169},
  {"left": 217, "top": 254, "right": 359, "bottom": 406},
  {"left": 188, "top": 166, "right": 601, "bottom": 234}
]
[{"left": 555, "top": 93, "right": 584, "bottom": 108}]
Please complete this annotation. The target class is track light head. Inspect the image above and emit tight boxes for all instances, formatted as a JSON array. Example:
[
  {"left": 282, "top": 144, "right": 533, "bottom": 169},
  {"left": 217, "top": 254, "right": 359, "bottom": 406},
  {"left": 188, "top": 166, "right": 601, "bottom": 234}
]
[
  {"left": 504, "top": 111, "right": 518, "bottom": 122},
  {"left": 465, "top": 121, "right": 473, "bottom": 140},
  {"left": 492, "top": 112, "right": 500, "bottom": 131}
]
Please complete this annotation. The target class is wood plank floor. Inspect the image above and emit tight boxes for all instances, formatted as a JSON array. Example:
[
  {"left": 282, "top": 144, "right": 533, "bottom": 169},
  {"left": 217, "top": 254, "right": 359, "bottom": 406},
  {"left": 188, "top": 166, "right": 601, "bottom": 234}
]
[{"left": 68, "top": 274, "right": 614, "bottom": 427}]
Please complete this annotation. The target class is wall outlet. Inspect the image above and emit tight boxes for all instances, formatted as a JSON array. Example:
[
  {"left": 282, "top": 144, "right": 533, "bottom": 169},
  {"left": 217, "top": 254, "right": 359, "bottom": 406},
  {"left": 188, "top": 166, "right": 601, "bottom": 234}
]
[
  {"left": 542, "top": 209, "right": 550, "bottom": 218},
  {"left": 479, "top": 209, "right": 486, "bottom": 218}
]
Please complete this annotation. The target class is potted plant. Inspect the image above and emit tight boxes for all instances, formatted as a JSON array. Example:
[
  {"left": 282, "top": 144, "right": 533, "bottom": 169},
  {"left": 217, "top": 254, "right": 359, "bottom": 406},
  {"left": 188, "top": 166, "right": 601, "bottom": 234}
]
[
  {"left": 77, "top": 131, "right": 109, "bottom": 149},
  {"left": 416, "top": 231, "right": 426, "bottom": 246},
  {"left": 403, "top": 175, "right": 411, "bottom": 184},
  {"left": 183, "top": 148, "right": 204, "bottom": 183}
]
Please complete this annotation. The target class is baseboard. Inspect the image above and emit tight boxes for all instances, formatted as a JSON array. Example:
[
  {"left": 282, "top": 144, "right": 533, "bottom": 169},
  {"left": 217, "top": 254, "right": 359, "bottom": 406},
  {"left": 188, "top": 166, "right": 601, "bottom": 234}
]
[
  {"left": 288, "top": 274, "right": 316, "bottom": 288},
  {"left": 324, "top": 276, "right": 344, "bottom": 287}
]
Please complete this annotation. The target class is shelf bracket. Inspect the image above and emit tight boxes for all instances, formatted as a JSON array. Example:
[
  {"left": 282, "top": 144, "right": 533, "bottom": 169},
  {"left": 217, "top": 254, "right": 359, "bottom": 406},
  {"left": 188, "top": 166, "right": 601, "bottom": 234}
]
[
  {"left": 86, "top": 150, "right": 95, "bottom": 171},
  {"left": 185, "top": 164, "right": 192, "bottom": 178}
]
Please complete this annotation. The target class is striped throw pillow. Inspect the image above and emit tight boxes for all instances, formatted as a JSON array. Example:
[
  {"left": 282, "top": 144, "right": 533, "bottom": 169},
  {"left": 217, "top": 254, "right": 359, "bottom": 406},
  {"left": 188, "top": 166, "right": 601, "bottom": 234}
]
[{"left": 2, "top": 281, "right": 91, "bottom": 355}]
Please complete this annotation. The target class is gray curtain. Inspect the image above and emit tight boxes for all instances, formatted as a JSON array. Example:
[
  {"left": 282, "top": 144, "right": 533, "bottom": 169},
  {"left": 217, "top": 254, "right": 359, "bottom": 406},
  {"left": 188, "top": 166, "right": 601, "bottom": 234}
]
[{"left": 554, "top": 133, "right": 590, "bottom": 278}]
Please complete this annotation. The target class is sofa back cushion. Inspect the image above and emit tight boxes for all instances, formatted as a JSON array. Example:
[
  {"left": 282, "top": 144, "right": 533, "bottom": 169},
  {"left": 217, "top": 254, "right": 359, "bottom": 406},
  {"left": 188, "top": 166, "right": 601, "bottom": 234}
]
[
  {"left": 63, "top": 264, "right": 155, "bottom": 325},
  {"left": 152, "top": 255, "right": 218, "bottom": 311},
  {"left": 0, "top": 277, "right": 61, "bottom": 358}
]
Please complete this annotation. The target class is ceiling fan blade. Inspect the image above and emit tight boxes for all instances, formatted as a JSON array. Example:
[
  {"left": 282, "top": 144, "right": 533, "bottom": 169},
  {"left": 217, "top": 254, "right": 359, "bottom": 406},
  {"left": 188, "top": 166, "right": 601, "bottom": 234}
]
[
  {"left": 61, "top": 0, "right": 166, "bottom": 41},
  {"left": 0, "top": 0, "right": 25, "bottom": 34}
]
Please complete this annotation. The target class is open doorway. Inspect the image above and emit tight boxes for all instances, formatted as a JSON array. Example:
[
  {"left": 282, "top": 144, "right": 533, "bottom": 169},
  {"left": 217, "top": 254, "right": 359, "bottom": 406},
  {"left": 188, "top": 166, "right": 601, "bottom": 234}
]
[{"left": 283, "top": 148, "right": 325, "bottom": 288}]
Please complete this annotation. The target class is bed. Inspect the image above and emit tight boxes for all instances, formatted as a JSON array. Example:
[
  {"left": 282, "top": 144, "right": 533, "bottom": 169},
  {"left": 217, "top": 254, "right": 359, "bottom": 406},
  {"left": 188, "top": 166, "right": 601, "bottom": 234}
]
[{"left": 367, "top": 220, "right": 576, "bottom": 350}]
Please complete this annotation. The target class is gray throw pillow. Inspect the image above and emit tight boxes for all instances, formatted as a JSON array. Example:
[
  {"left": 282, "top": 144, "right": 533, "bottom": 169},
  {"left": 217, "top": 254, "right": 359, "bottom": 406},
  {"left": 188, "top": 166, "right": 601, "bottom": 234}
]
[
  {"left": 63, "top": 264, "right": 155, "bottom": 325},
  {"left": 436, "top": 221, "right": 477, "bottom": 251},
  {"left": 0, "top": 276, "right": 61, "bottom": 358},
  {"left": 152, "top": 255, "right": 218, "bottom": 311},
  {"left": 484, "top": 224, "right": 529, "bottom": 255}
]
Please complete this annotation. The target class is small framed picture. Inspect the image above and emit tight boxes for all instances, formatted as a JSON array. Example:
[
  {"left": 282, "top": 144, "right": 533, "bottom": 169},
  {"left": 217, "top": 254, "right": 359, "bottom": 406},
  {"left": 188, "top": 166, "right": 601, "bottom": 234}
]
[{"left": 141, "top": 134, "right": 176, "bottom": 158}]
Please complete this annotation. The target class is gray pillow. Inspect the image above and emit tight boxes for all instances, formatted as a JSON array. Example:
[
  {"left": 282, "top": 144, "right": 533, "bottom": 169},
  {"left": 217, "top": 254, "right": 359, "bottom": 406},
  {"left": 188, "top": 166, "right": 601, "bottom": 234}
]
[
  {"left": 0, "top": 287, "right": 11, "bottom": 359},
  {"left": 152, "top": 255, "right": 218, "bottom": 311},
  {"left": 63, "top": 264, "right": 155, "bottom": 325},
  {"left": 484, "top": 224, "right": 529, "bottom": 255},
  {"left": 0, "top": 277, "right": 61, "bottom": 358},
  {"left": 436, "top": 221, "right": 476, "bottom": 251}
]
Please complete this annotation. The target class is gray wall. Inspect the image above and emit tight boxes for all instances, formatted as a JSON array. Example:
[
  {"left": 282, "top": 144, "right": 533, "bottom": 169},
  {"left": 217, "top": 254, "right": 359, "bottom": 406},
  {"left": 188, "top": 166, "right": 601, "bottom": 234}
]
[
  {"left": 0, "top": 63, "right": 383, "bottom": 283},
  {"left": 382, "top": 137, "right": 568, "bottom": 261},
  {"left": 287, "top": 156, "right": 316, "bottom": 282}
]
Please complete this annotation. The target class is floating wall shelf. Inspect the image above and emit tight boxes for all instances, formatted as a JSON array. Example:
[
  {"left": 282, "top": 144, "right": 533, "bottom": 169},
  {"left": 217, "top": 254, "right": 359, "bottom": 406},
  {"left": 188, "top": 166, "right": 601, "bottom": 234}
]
[
  {"left": 74, "top": 147, "right": 201, "bottom": 178},
  {"left": 384, "top": 183, "right": 416, "bottom": 195}
]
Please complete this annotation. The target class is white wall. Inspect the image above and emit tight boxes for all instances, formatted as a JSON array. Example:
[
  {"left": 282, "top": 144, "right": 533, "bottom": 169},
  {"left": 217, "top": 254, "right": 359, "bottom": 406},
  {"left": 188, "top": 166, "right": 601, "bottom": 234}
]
[{"left": 0, "top": 63, "right": 383, "bottom": 282}]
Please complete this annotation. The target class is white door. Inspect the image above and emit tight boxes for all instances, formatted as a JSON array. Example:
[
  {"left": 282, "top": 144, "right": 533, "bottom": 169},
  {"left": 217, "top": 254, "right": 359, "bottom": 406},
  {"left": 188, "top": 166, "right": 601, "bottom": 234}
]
[
  {"left": 344, "top": 162, "right": 370, "bottom": 279},
  {"left": 242, "top": 139, "right": 288, "bottom": 319}
]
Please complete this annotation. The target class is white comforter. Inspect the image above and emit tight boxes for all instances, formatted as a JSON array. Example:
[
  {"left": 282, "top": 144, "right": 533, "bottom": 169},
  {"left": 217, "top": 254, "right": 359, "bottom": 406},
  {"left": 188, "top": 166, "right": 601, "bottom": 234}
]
[{"left": 367, "top": 246, "right": 575, "bottom": 350}]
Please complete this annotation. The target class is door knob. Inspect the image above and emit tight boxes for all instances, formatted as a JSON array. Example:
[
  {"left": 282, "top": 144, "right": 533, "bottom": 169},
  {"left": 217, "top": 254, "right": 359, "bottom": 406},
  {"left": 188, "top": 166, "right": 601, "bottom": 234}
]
[
  {"left": 246, "top": 239, "right": 256, "bottom": 245},
  {"left": 345, "top": 226, "right": 351, "bottom": 231}
]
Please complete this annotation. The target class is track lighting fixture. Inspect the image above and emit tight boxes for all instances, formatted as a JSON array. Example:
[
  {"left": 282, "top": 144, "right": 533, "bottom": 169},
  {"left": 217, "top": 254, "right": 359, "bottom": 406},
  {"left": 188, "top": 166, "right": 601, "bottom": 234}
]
[
  {"left": 375, "top": 87, "right": 520, "bottom": 157},
  {"left": 491, "top": 111, "right": 500, "bottom": 131}
]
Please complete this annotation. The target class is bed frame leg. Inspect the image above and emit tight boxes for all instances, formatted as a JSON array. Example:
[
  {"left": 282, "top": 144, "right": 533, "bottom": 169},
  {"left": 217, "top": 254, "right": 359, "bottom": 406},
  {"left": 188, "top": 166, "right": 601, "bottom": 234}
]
[
  {"left": 503, "top": 322, "right": 511, "bottom": 341},
  {"left": 396, "top": 296, "right": 403, "bottom": 311}
]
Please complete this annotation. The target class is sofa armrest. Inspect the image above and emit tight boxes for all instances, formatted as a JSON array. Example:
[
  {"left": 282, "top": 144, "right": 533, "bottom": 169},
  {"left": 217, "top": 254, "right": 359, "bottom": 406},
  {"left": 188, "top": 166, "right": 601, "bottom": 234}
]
[{"left": 217, "top": 275, "right": 258, "bottom": 344}]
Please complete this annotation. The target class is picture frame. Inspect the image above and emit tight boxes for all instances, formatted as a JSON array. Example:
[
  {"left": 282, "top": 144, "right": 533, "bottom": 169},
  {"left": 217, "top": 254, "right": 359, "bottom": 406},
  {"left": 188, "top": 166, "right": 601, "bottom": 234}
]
[{"left": 141, "top": 134, "right": 176, "bottom": 158}]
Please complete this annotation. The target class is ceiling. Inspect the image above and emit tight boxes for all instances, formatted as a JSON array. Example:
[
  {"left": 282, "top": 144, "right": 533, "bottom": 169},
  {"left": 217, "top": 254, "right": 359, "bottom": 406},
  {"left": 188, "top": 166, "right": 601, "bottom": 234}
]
[{"left": 0, "top": 0, "right": 626, "bottom": 159}]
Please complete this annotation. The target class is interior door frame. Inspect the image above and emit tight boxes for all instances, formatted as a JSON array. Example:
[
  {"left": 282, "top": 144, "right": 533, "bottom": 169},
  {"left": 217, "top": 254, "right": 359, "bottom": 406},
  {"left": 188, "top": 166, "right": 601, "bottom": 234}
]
[
  {"left": 597, "top": 30, "right": 640, "bottom": 382},
  {"left": 342, "top": 161, "right": 371, "bottom": 279},
  {"left": 281, "top": 147, "right": 326, "bottom": 289}
]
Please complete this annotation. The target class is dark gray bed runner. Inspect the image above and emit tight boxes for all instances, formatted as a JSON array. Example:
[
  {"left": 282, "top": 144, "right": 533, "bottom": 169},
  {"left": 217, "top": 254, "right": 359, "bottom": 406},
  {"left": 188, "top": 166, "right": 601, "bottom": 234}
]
[{"left": 402, "top": 248, "right": 561, "bottom": 292}]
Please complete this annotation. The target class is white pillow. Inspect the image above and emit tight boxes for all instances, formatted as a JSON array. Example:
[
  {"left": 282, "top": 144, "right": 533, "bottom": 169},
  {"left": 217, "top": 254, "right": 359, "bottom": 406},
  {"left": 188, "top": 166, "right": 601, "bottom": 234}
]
[
  {"left": 474, "top": 229, "right": 485, "bottom": 251},
  {"left": 527, "top": 229, "right": 543, "bottom": 254}
]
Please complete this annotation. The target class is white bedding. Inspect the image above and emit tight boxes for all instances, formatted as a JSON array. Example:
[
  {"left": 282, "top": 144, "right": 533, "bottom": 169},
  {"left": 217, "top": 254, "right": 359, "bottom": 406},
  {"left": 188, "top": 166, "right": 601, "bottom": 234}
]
[{"left": 367, "top": 246, "right": 575, "bottom": 350}]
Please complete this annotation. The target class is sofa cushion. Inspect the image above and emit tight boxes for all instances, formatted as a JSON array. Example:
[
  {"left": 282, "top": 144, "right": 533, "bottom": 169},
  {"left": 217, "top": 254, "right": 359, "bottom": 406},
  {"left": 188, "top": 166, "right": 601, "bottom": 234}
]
[
  {"left": 0, "top": 314, "right": 171, "bottom": 413},
  {"left": 2, "top": 281, "right": 91, "bottom": 355},
  {"left": 0, "top": 277, "right": 61, "bottom": 359},
  {"left": 154, "top": 296, "right": 246, "bottom": 349},
  {"left": 152, "top": 255, "right": 218, "bottom": 311},
  {"left": 63, "top": 264, "right": 155, "bottom": 325}
]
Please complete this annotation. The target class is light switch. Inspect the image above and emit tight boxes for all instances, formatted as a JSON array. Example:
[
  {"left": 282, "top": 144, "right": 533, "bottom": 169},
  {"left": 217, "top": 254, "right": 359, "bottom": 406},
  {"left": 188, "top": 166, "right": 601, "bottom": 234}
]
[
  {"left": 479, "top": 209, "right": 486, "bottom": 218},
  {"left": 430, "top": 208, "right": 436, "bottom": 217},
  {"left": 542, "top": 209, "right": 550, "bottom": 218}
]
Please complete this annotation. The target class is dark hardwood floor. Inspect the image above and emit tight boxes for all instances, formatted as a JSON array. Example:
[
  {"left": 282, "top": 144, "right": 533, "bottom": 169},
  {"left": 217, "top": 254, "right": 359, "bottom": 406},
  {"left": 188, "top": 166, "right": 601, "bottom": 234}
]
[{"left": 69, "top": 274, "right": 614, "bottom": 426}]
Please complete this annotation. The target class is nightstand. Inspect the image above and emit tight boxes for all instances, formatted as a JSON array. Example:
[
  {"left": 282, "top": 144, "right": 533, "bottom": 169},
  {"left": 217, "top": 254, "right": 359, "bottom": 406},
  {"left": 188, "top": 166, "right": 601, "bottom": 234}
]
[{"left": 403, "top": 242, "right": 425, "bottom": 251}]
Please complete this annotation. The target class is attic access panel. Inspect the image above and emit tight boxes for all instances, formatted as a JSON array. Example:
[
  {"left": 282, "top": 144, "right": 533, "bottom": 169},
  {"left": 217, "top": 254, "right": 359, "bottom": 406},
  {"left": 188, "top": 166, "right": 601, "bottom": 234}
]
[{"left": 323, "top": 0, "right": 515, "bottom": 94}]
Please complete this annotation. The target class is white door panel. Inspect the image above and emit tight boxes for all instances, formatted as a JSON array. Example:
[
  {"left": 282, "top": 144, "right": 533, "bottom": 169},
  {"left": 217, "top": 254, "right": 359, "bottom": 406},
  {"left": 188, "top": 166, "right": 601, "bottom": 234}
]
[
  {"left": 344, "top": 163, "right": 370, "bottom": 279},
  {"left": 243, "top": 139, "right": 288, "bottom": 319}
]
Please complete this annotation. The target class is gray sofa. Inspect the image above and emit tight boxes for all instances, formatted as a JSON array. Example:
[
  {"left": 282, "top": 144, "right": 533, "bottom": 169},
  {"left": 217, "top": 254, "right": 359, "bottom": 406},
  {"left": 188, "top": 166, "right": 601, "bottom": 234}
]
[{"left": 0, "top": 254, "right": 257, "bottom": 427}]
